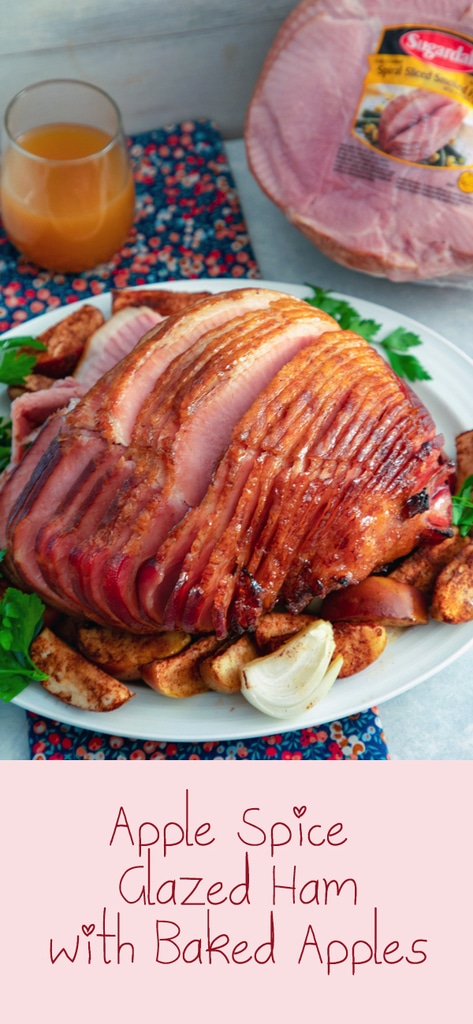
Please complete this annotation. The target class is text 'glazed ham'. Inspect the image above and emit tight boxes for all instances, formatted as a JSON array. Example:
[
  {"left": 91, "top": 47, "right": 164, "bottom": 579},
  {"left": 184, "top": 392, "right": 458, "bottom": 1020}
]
[
  {"left": 245, "top": 0, "right": 473, "bottom": 283},
  {"left": 1, "top": 288, "right": 452, "bottom": 638}
]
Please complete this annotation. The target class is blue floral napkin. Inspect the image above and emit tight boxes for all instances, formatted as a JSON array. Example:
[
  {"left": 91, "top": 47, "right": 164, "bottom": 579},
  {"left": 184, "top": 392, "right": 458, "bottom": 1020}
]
[
  {"left": 0, "top": 118, "right": 259, "bottom": 327},
  {"left": 26, "top": 709, "right": 390, "bottom": 760},
  {"left": 0, "top": 118, "right": 390, "bottom": 760}
]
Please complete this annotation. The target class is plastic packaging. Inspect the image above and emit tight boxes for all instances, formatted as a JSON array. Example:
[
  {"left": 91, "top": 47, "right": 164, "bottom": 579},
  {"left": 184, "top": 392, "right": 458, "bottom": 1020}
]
[{"left": 245, "top": 0, "right": 473, "bottom": 285}]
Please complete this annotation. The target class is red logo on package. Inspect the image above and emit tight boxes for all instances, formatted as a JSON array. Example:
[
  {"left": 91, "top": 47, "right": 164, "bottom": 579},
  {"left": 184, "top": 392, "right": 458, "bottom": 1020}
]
[{"left": 400, "top": 30, "right": 473, "bottom": 72}]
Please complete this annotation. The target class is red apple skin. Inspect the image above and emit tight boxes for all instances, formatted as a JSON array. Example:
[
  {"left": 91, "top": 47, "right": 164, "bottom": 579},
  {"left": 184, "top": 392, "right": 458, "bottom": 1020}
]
[{"left": 320, "top": 576, "right": 429, "bottom": 627}]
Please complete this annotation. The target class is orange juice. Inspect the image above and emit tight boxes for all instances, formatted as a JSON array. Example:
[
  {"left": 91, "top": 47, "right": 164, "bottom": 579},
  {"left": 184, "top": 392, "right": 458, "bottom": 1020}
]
[{"left": 0, "top": 122, "right": 135, "bottom": 271}]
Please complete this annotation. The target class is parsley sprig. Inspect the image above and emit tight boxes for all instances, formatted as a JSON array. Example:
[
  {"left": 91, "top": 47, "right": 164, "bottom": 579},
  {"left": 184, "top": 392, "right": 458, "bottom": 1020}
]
[
  {"left": 0, "top": 334, "right": 47, "bottom": 472},
  {"left": 304, "top": 285, "right": 431, "bottom": 382},
  {"left": 0, "top": 335, "right": 46, "bottom": 387},
  {"left": 452, "top": 475, "right": 473, "bottom": 537},
  {"left": 0, "top": 581, "right": 47, "bottom": 702},
  {"left": 0, "top": 417, "right": 12, "bottom": 473}
]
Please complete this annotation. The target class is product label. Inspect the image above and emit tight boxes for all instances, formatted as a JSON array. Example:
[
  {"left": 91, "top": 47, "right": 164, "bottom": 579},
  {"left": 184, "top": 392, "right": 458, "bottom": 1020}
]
[{"left": 350, "top": 24, "right": 473, "bottom": 182}]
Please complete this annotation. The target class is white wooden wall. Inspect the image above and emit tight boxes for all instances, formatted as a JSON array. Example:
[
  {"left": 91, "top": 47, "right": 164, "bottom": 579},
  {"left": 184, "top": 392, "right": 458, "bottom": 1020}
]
[{"left": 0, "top": 0, "right": 295, "bottom": 138}]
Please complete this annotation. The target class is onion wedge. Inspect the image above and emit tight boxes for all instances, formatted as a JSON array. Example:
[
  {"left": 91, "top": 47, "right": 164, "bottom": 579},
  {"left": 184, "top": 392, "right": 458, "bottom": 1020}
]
[{"left": 240, "top": 620, "right": 343, "bottom": 719}]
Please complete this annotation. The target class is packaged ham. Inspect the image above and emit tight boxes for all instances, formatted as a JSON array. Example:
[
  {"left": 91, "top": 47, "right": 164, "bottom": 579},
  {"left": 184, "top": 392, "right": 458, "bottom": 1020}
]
[{"left": 245, "top": 0, "right": 473, "bottom": 284}]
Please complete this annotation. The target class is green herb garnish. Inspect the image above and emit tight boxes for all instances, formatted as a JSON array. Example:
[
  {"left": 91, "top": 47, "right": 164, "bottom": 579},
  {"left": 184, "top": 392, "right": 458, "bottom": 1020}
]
[
  {"left": 452, "top": 474, "right": 473, "bottom": 537},
  {"left": 0, "top": 335, "right": 46, "bottom": 387},
  {"left": 0, "top": 586, "right": 48, "bottom": 702},
  {"left": 304, "top": 285, "right": 431, "bottom": 382},
  {"left": 0, "top": 417, "right": 12, "bottom": 472},
  {"left": 0, "top": 334, "right": 47, "bottom": 470}
]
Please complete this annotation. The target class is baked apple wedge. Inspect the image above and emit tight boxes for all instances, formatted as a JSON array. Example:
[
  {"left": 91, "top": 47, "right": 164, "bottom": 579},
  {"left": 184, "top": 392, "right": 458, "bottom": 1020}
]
[{"left": 320, "top": 577, "right": 429, "bottom": 627}]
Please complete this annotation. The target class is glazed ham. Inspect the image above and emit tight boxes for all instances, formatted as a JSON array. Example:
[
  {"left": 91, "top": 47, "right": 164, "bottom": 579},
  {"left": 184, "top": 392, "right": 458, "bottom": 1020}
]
[
  {"left": 0, "top": 288, "right": 452, "bottom": 637},
  {"left": 245, "top": 0, "right": 473, "bottom": 282}
]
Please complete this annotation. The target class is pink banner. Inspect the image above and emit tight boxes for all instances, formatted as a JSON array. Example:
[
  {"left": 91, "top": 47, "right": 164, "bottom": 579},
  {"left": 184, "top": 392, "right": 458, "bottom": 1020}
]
[{"left": 0, "top": 761, "right": 471, "bottom": 1017}]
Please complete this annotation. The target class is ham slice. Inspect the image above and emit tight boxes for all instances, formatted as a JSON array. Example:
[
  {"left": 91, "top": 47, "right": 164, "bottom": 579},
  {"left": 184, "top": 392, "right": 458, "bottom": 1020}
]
[
  {"left": 245, "top": 0, "right": 473, "bottom": 282},
  {"left": 10, "top": 377, "right": 86, "bottom": 466},
  {"left": 73, "top": 306, "right": 164, "bottom": 390}
]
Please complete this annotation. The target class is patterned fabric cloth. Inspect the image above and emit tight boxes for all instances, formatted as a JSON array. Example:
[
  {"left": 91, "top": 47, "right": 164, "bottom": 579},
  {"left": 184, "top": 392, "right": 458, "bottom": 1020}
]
[
  {"left": 26, "top": 709, "right": 390, "bottom": 760},
  {"left": 0, "top": 119, "right": 259, "bottom": 330},
  {"left": 0, "top": 117, "right": 390, "bottom": 760}
]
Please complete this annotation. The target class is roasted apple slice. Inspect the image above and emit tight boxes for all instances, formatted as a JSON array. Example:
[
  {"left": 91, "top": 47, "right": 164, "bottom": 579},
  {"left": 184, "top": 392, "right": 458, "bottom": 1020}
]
[
  {"left": 76, "top": 623, "right": 191, "bottom": 679},
  {"left": 455, "top": 430, "right": 473, "bottom": 493},
  {"left": 388, "top": 530, "right": 470, "bottom": 597},
  {"left": 320, "top": 576, "right": 429, "bottom": 627},
  {"left": 430, "top": 543, "right": 473, "bottom": 623},
  {"left": 200, "top": 635, "right": 258, "bottom": 693},
  {"left": 331, "top": 622, "right": 387, "bottom": 676},
  {"left": 34, "top": 304, "right": 105, "bottom": 378},
  {"left": 140, "top": 635, "right": 221, "bottom": 698},
  {"left": 31, "top": 628, "right": 134, "bottom": 712},
  {"left": 254, "top": 612, "right": 316, "bottom": 653}
]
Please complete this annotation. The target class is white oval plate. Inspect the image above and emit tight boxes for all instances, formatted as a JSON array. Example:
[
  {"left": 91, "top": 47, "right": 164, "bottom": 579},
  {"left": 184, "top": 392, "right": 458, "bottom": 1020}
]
[{"left": 3, "top": 278, "right": 473, "bottom": 741}]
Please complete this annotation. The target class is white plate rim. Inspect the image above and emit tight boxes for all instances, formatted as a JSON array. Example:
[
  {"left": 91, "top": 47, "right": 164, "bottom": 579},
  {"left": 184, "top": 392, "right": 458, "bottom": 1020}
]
[{"left": 2, "top": 277, "right": 473, "bottom": 742}]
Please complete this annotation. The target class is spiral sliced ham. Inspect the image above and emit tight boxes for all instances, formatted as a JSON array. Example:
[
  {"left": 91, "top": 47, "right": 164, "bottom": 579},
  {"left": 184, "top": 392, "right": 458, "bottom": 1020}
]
[
  {"left": 1, "top": 288, "right": 452, "bottom": 637},
  {"left": 245, "top": 0, "right": 473, "bottom": 282}
]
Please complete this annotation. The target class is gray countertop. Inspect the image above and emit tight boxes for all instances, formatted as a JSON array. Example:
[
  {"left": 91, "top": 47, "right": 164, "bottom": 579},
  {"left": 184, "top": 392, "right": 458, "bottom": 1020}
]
[{"left": 1, "top": 138, "right": 472, "bottom": 760}]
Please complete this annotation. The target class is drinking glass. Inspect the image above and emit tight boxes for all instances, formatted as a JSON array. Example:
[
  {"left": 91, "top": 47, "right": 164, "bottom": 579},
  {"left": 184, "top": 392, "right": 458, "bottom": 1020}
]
[{"left": 0, "top": 79, "right": 135, "bottom": 272}]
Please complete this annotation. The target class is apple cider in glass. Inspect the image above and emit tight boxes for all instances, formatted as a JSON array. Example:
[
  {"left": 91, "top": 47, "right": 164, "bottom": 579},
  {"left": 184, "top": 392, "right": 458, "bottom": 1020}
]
[{"left": 1, "top": 80, "right": 135, "bottom": 272}]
